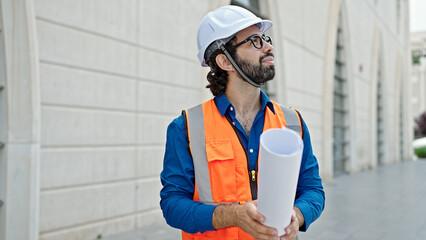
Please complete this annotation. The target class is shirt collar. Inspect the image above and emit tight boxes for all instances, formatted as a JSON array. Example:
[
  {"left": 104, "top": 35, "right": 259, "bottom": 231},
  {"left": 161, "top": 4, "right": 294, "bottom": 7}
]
[
  {"left": 261, "top": 90, "right": 276, "bottom": 114},
  {"left": 214, "top": 90, "right": 275, "bottom": 117}
]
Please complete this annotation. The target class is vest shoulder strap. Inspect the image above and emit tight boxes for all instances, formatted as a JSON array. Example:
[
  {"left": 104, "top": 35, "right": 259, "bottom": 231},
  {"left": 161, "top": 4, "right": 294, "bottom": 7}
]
[
  {"left": 277, "top": 104, "right": 304, "bottom": 139},
  {"left": 182, "top": 104, "right": 214, "bottom": 204}
]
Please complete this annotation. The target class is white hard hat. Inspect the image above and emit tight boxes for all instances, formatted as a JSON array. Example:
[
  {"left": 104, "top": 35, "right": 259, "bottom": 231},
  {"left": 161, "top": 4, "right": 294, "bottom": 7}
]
[{"left": 197, "top": 5, "right": 272, "bottom": 67}]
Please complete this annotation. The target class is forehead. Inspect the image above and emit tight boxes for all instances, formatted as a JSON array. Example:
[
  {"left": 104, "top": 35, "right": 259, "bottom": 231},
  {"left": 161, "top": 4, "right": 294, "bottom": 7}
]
[{"left": 235, "top": 25, "right": 262, "bottom": 41}]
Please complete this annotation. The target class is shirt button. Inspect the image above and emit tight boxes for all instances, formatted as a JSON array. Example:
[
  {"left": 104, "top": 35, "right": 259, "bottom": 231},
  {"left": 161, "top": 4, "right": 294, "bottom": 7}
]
[
  {"left": 232, "top": 122, "right": 235, "bottom": 125},
  {"left": 230, "top": 106, "right": 233, "bottom": 111},
  {"left": 249, "top": 149, "right": 254, "bottom": 153}
]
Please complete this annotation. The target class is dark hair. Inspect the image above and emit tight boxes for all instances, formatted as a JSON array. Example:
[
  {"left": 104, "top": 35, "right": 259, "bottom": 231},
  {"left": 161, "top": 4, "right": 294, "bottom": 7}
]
[{"left": 206, "top": 39, "right": 236, "bottom": 96}]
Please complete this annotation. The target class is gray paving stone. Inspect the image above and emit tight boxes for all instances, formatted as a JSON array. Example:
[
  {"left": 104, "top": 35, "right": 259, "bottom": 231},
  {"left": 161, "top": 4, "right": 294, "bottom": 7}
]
[
  {"left": 299, "top": 159, "right": 426, "bottom": 240},
  {"left": 415, "top": 225, "right": 426, "bottom": 240},
  {"left": 103, "top": 221, "right": 180, "bottom": 240}
]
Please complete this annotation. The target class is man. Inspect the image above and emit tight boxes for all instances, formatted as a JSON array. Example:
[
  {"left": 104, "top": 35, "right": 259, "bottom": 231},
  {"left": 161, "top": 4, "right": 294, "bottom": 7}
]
[{"left": 160, "top": 5, "right": 324, "bottom": 240}]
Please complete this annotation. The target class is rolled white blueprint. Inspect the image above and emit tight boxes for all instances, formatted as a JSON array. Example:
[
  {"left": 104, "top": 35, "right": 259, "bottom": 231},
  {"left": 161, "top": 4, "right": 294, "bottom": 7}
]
[{"left": 257, "top": 128, "right": 304, "bottom": 236}]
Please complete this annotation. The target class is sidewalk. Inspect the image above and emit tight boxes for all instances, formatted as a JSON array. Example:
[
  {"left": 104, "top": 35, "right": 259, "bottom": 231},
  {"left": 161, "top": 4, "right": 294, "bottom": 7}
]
[
  {"left": 105, "top": 159, "right": 426, "bottom": 240},
  {"left": 299, "top": 159, "right": 426, "bottom": 240}
]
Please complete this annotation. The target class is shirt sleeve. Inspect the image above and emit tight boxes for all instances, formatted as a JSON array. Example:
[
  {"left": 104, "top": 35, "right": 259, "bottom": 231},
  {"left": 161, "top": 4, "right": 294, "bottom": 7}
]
[
  {"left": 160, "top": 115, "right": 216, "bottom": 234},
  {"left": 294, "top": 118, "right": 325, "bottom": 231}
]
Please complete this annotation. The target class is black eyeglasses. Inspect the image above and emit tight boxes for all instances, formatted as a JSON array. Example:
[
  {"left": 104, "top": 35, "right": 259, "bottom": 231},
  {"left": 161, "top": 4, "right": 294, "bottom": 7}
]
[{"left": 233, "top": 34, "right": 273, "bottom": 49}]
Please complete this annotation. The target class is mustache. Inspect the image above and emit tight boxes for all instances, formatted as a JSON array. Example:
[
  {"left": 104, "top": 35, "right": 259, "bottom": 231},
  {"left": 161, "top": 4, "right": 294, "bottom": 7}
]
[{"left": 260, "top": 53, "right": 274, "bottom": 63}]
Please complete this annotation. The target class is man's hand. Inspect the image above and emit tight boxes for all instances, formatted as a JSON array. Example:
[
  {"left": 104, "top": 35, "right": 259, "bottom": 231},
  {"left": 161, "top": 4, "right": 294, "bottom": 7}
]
[
  {"left": 280, "top": 207, "right": 304, "bottom": 240},
  {"left": 212, "top": 201, "right": 279, "bottom": 240}
]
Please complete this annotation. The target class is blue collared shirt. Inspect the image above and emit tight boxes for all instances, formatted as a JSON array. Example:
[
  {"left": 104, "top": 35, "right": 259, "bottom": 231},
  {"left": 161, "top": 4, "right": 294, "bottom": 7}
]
[{"left": 160, "top": 91, "right": 325, "bottom": 234}]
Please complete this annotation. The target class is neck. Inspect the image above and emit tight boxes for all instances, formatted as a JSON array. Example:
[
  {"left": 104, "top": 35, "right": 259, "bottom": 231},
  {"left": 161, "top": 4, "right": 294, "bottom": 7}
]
[{"left": 224, "top": 75, "right": 262, "bottom": 116}]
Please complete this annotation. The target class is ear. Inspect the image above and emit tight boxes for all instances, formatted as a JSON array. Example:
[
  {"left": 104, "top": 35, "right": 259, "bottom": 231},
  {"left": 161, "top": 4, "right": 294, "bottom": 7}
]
[{"left": 215, "top": 54, "right": 234, "bottom": 72}]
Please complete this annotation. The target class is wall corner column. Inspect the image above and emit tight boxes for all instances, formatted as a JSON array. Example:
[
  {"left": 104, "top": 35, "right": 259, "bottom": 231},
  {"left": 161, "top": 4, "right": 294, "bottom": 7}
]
[{"left": 0, "top": 0, "right": 41, "bottom": 239}]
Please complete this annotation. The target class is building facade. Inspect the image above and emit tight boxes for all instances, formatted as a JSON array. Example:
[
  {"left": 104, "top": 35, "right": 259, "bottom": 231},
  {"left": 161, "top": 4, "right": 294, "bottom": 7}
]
[
  {"left": 0, "top": 0, "right": 412, "bottom": 239},
  {"left": 411, "top": 31, "right": 426, "bottom": 121}
]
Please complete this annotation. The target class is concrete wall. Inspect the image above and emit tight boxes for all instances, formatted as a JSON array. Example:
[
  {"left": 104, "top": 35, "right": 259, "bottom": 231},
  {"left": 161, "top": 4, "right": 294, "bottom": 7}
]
[
  {"left": 0, "top": 0, "right": 413, "bottom": 239},
  {"left": 266, "top": 0, "right": 336, "bottom": 179},
  {"left": 34, "top": 0, "right": 215, "bottom": 239},
  {"left": 266, "top": 0, "right": 412, "bottom": 179}
]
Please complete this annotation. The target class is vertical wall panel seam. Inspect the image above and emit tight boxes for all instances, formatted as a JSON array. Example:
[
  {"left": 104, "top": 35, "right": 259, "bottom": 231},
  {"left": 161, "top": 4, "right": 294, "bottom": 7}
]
[{"left": 134, "top": 0, "right": 140, "bottom": 231}]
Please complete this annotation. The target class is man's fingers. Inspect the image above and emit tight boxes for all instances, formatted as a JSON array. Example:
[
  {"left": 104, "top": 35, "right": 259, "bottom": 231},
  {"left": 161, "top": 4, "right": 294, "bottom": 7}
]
[
  {"left": 247, "top": 218, "right": 276, "bottom": 234},
  {"left": 250, "top": 226, "right": 279, "bottom": 240},
  {"left": 244, "top": 221, "right": 278, "bottom": 240},
  {"left": 235, "top": 203, "right": 280, "bottom": 239},
  {"left": 236, "top": 202, "right": 286, "bottom": 239},
  {"left": 246, "top": 202, "right": 266, "bottom": 223},
  {"left": 281, "top": 210, "right": 299, "bottom": 240}
]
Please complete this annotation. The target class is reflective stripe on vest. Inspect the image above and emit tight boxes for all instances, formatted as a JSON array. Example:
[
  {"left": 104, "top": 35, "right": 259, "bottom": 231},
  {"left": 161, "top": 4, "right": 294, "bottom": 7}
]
[
  {"left": 184, "top": 100, "right": 302, "bottom": 205},
  {"left": 185, "top": 104, "right": 213, "bottom": 204}
]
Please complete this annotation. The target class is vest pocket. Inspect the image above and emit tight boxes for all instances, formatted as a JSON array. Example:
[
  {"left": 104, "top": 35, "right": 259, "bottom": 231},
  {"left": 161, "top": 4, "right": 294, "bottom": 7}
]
[{"left": 206, "top": 140, "right": 237, "bottom": 202}]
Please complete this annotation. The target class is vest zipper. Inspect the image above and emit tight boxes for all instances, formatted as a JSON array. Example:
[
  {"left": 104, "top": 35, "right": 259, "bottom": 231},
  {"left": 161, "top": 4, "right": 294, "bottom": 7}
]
[
  {"left": 225, "top": 116, "right": 258, "bottom": 200},
  {"left": 251, "top": 170, "right": 258, "bottom": 200}
]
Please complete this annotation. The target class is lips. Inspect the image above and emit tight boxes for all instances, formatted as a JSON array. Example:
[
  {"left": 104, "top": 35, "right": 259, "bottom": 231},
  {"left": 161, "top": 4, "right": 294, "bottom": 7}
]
[{"left": 262, "top": 56, "right": 274, "bottom": 64}]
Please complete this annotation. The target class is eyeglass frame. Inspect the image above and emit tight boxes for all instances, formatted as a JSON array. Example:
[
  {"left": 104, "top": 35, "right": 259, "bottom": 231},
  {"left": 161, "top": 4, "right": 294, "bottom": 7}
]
[{"left": 232, "top": 34, "right": 273, "bottom": 49}]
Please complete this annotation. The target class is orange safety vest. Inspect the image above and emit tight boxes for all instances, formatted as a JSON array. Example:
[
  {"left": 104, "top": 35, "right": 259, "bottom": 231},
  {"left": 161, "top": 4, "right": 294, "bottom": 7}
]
[{"left": 181, "top": 99, "right": 303, "bottom": 240}]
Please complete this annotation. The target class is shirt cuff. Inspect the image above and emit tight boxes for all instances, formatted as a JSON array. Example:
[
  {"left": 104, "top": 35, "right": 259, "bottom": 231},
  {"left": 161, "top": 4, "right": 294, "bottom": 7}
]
[
  {"left": 294, "top": 200, "right": 312, "bottom": 232},
  {"left": 193, "top": 204, "right": 217, "bottom": 233}
]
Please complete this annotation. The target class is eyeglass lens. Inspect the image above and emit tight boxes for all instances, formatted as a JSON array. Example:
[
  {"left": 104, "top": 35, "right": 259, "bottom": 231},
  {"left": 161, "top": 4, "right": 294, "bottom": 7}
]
[{"left": 251, "top": 35, "right": 272, "bottom": 49}]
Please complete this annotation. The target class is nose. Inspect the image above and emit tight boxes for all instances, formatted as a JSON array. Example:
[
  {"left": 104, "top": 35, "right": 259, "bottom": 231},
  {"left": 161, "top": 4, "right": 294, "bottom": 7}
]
[{"left": 262, "top": 40, "right": 273, "bottom": 53}]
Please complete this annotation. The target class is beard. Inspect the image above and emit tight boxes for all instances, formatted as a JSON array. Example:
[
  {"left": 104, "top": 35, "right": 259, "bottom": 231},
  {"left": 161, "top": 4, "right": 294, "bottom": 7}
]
[{"left": 234, "top": 52, "right": 275, "bottom": 85}]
